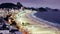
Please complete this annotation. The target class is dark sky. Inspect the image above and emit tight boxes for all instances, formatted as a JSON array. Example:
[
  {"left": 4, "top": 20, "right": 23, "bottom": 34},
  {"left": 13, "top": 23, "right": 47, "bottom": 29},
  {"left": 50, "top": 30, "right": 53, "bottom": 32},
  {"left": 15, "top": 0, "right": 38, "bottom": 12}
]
[{"left": 0, "top": 0, "right": 60, "bottom": 9}]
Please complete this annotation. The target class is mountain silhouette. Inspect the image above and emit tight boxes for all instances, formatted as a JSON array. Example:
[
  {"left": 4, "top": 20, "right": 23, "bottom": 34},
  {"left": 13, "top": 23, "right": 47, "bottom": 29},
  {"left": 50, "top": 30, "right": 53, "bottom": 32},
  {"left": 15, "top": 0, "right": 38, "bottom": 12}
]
[{"left": 0, "top": 2, "right": 23, "bottom": 9}]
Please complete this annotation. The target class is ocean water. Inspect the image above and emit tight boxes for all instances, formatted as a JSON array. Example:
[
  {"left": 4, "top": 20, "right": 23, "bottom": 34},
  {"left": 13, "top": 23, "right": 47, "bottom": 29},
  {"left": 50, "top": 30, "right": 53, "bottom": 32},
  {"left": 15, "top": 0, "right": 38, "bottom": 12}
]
[{"left": 34, "top": 11, "right": 60, "bottom": 24}]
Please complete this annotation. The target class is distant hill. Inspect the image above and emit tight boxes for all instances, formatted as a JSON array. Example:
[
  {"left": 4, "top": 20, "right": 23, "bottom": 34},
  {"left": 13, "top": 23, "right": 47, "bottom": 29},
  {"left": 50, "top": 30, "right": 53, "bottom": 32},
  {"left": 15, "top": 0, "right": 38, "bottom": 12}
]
[
  {"left": 36, "top": 7, "right": 60, "bottom": 12},
  {"left": 0, "top": 2, "right": 59, "bottom": 12},
  {"left": 0, "top": 2, "right": 23, "bottom": 9},
  {"left": 0, "top": 3, "right": 16, "bottom": 8}
]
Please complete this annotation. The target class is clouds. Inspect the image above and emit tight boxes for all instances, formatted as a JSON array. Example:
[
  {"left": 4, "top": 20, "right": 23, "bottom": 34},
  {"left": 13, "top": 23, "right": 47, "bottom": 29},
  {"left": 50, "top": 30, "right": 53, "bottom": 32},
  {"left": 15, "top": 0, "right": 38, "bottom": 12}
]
[
  {"left": 0, "top": 0, "right": 60, "bottom": 9},
  {"left": 20, "top": 0, "right": 60, "bottom": 9},
  {"left": 0, "top": 0, "right": 44, "bottom": 4},
  {"left": 20, "top": 0, "right": 43, "bottom": 3}
]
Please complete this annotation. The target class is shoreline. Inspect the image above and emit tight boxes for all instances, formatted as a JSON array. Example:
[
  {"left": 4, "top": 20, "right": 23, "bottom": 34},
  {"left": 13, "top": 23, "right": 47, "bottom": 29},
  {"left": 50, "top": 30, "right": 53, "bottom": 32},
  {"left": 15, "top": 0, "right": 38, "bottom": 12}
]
[{"left": 29, "top": 11, "right": 60, "bottom": 28}]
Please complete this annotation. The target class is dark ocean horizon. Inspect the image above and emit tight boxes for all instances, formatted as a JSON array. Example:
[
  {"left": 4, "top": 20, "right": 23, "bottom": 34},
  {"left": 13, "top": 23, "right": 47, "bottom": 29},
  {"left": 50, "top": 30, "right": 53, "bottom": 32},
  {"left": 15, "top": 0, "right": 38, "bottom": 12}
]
[{"left": 34, "top": 11, "right": 60, "bottom": 24}]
